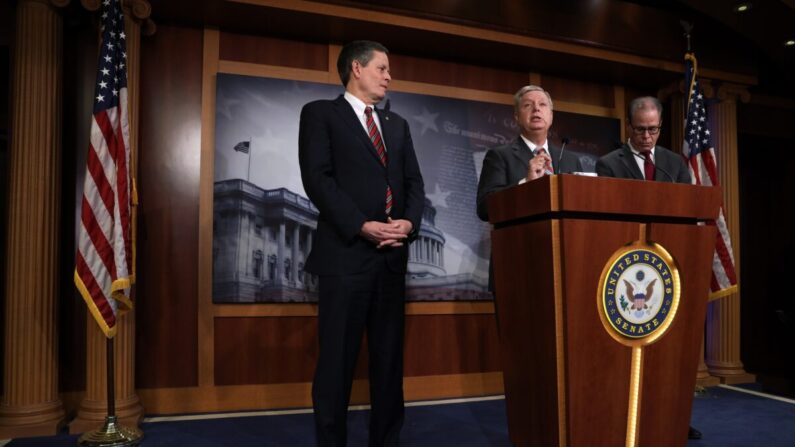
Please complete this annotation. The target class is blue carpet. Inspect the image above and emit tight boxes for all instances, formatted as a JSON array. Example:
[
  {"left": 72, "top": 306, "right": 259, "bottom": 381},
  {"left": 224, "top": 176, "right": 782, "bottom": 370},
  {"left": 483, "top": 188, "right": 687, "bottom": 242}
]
[
  {"left": 688, "top": 385, "right": 795, "bottom": 446},
  {"left": 6, "top": 386, "right": 794, "bottom": 446}
]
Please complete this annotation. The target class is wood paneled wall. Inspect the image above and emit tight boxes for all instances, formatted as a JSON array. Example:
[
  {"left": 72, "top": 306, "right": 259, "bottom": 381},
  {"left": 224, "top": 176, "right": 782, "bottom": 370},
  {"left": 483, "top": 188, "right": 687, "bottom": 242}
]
[
  {"left": 219, "top": 33, "right": 328, "bottom": 71},
  {"left": 213, "top": 314, "right": 501, "bottom": 386},
  {"left": 133, "top": 23, "right": 626, "bottom": 414},
  {"left": 137, "top": 25, "right": 203, "bottom": 389}
]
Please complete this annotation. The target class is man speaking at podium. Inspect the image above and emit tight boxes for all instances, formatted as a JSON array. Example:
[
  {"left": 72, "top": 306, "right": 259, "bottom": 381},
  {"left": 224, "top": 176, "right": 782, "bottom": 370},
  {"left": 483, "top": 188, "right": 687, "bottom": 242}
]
[
  {"left": 595, "top": 95, "right": 702, "bottom": 440},
  {"left": 476, "top": 85, "right": 583, "bottom": 325},
  {"left": 476, "top": 85, "right": 583, "bottom": 222}
]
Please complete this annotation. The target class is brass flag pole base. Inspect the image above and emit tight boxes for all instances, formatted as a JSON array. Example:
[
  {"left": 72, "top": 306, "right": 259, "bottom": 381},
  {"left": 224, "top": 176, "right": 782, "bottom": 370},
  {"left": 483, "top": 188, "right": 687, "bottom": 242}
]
[{"left": 77, "top": 415, "right": 143, "bottom": 447}]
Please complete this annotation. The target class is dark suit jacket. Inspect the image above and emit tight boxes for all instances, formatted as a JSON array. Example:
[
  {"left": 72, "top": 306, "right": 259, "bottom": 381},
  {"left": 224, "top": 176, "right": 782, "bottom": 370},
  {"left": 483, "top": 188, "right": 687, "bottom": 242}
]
[
  {"left": 476, "top": 137, "right": 584, "bottom": 221},
  {"left": 298, "top": 95, "right": 425, "bottom": 276},
  {"left": 595, "top": 144, "right": 691, "bottom": 184}
]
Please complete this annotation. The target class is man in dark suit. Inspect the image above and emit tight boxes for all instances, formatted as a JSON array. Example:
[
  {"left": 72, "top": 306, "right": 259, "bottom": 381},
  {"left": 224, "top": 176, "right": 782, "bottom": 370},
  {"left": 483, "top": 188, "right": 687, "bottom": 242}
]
[
  {"left": 298, "top": 40, "right": 425, "bottom": 447},
  {"left": 476, "top": 85, "right": 583, "bottom": 222},
  {"left": 595, "top": 96, "right": 702, "bottom": 441},
  {"left": 595, "top": 96, "right": 690, "bottom": 183},
  {"left": 476, "top": 85, "right": 584, "bottom": 303}
]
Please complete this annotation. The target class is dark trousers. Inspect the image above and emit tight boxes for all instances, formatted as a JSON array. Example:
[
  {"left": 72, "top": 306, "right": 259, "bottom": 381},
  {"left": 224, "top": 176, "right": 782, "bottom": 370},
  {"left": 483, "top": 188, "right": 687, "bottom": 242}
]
[{"left": 312, "top": 260, "right": 406, "bottom": 447}]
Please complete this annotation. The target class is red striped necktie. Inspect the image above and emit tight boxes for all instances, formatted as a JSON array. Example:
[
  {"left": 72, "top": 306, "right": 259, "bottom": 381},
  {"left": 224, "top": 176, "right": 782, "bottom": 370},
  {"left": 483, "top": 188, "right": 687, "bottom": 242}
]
[{"left": 365, "top": 106, "right": 392, "bottom": 215}]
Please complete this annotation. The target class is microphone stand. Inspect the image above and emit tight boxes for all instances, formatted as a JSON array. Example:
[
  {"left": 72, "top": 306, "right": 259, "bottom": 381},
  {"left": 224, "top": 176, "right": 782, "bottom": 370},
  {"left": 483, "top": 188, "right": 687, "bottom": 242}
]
[
  {"left": 555, "top": 137, "right": 569, "bottom": 175},
  {"left": 631, "top": 150, "right": 674, "bottom": 182}
]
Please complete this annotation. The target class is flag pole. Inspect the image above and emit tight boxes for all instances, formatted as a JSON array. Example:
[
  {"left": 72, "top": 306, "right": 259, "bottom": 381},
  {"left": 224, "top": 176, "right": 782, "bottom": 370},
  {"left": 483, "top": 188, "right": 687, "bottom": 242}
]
[
  {"left": 247, "top": 137, "right": 252, "bottom": 182},
  {"left": 680, "top": 20, "right": 693, "bottom": 52},
  {"left": 107, "top": 338, "right": 115, "bottom": 419},
  {"left": 77, "top": 338, "right": 143, "bottom": 446},
  {"left": 77, "top": 2, "right": 143, "bottom": 443}
]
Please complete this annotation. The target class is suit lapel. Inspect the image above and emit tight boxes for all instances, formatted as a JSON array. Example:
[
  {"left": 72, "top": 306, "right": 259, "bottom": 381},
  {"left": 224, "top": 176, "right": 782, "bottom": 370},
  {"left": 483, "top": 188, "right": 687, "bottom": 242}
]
[
  {"left": 653, "top": 148, "right": 674, "bottom": 182},
  {"left": 547, "top": 144, "right": 560, "bottom": 173},
  {"left": 511, "top": 137, "right": 534, "bottom": 172},
  {"left": 620, "top": 145, "right": 644, "bottom": 180},
  {"left": 375, "top": 107, "right": 395, "bottom": 162},
  {"left": 332, "top": 96, "right": 384, "bottom": 165}
]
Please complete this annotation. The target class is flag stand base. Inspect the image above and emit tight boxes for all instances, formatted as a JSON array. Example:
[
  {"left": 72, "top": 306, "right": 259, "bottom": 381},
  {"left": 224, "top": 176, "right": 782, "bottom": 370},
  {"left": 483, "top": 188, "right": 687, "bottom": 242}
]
[{"left": 77, "top": 415, "right": 143, "bottom": 447}]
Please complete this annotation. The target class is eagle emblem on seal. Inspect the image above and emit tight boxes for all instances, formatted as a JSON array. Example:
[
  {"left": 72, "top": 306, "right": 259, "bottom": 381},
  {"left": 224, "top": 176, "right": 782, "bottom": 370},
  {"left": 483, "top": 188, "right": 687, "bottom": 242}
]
[{"left": 624, "top": 271, "right": 657, "bottom": 316}]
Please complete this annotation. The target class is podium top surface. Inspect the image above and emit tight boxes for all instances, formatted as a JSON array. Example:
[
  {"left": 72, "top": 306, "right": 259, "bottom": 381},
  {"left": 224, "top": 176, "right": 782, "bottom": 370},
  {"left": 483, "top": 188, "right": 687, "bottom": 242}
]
[{"left": 487, "top": 174, "right": 722, "bottom": 225}]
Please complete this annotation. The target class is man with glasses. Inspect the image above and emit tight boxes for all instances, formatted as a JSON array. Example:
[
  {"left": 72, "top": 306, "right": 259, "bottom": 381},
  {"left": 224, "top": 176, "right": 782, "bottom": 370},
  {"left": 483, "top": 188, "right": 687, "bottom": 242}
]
[
  {"left": 595, "top": 96, "right": 690, "bottom": 183},
  {"left": 595, "top": 96, "right": 702, "bottom": 440}
]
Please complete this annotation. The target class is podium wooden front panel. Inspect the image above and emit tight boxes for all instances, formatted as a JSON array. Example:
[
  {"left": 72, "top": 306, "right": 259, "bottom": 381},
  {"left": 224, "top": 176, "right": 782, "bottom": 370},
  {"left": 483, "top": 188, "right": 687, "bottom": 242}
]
[
  {"left": 634, "top": 222, "right": 715, "bottom": 446},
  {"left": 492, "top": 220, "right": 562, "bottom": 447},
  {"left": 489, "top": 176, "right": 720, "bottom": 447}
]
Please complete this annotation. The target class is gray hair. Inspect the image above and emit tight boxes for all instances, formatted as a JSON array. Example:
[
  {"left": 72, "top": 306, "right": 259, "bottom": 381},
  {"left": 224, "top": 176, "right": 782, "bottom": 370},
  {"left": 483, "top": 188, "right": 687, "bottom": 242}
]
[
  {"left": 513, "top": 85, "right": 553, "bottom": 112},
  {"left": 628, "top": 96, "right": 663, "bottom": 122},
  {"left": 337, "top": 40, "right": 389, "bottom": 87}
]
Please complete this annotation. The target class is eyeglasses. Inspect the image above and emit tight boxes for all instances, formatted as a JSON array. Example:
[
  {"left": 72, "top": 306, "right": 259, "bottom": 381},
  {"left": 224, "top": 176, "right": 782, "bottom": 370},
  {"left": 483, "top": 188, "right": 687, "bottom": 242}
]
[{"left": 630, "top": 125, "right": 661, "bottom": 135}]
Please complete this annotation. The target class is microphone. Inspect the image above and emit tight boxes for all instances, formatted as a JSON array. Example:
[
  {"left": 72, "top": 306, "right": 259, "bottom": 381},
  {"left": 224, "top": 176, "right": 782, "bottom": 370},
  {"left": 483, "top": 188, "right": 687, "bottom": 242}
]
[
  {"left": 383, "top": 99, "right": 391, "bottom": 120},
  {"left": 631, "top": 150, "right": 674, "bottom": 182},
  {"left": 556, "top": 137, "right": 569, "bottom": 175}
]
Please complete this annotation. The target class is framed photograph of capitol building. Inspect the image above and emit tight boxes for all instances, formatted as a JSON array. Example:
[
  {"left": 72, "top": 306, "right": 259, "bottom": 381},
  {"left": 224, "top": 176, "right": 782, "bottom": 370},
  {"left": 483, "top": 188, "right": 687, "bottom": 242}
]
[{"left": 211, "top": 73, "right": 619, "bottom": 303}]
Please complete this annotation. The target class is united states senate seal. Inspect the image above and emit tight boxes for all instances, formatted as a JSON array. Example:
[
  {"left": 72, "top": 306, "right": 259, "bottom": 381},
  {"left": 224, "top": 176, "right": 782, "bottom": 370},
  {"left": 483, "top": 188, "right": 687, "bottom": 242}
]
[{"left": 597, "top": 242, "right": 681, "bottom": 346}]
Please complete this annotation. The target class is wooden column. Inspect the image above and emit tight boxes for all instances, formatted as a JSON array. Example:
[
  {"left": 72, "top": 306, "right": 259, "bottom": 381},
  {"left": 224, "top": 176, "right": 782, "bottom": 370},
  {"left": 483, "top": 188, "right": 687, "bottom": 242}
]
[
  {"left": 0, "top": 0, "right": 69, "bottom": 438},
  {"left": 696, "top": 338, "right": 719, "bottom": 387},
  {"left": 69, "top": 315, "right": 143, "bottom": 433},
  {"left": 704, "top": 84, "right": 755, "bottom": 384},
  {"left": 69, "top": 0, "right": 154, "bottom": 433}
]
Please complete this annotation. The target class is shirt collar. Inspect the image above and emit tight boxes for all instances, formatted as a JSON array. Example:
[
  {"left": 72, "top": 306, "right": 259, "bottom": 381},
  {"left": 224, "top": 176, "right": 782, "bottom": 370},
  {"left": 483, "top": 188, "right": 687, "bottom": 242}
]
[
  {"left": 520, "top": 134, "right": 548, "bottom": 153},
  {"left": 627, "top": 140, "right": 655, "bottom": 157},
  {"left": 344, "top": 91, "right": 372, "bottom": 118}
]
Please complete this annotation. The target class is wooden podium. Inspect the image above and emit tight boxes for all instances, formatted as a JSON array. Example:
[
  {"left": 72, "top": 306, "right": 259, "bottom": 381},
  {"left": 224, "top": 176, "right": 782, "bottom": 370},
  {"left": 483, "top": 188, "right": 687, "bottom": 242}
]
[{"left": 487, "top": 175, "right": 722, "bottom": 447}]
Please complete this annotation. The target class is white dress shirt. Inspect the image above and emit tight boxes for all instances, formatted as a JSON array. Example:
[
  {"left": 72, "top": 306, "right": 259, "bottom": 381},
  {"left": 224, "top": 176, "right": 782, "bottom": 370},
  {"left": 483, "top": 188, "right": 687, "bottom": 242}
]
[{"left": 344, "top": 91, "right": 387, "bottom": 152}]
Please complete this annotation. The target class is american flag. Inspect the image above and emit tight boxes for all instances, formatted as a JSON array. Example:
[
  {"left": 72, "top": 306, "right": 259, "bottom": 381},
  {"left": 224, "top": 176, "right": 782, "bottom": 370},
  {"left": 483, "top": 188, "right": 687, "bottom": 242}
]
[
  {"left": 74, "top": 0, "right": 134, "bottom": 338},
  {"left": 234, "top": 141, "right": 250, "bottom": 153},
  {"left": 682, "top": 53, "right": 738, "bottom": 299}
]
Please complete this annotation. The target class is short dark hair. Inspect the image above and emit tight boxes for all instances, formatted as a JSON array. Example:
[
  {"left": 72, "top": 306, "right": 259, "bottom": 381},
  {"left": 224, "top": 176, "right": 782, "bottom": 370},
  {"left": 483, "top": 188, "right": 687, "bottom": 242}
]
[{"left": 337, "top": 40, "right": 389, "bottom": 87}]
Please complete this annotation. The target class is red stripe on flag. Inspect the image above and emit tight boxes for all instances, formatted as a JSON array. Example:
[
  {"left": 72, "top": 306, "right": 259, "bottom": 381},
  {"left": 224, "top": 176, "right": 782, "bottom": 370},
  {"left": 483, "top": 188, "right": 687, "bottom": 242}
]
[
  {"left": 701, "top": 149, "right": 720, "bottom": 187},
  {"left": 76, "top": 251, "right": 117, "bottom": 327},
  {"left": 94, "top": 111, "right": 120, "bottom": 162},
  {"left": 87, "top": 142, "right": 116, "bottom": 214},
  {"left": 113, "top": 117, "right": 133, "bottom": 267},
  {"left": 81, "top": 195, "right": 118, "bottom": 280},
  {"left": 688, "top": 157, "right": 702, "bottom": 185},
  {"left": 713, "top": 227, "right": 738, "bottom": 285}
]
